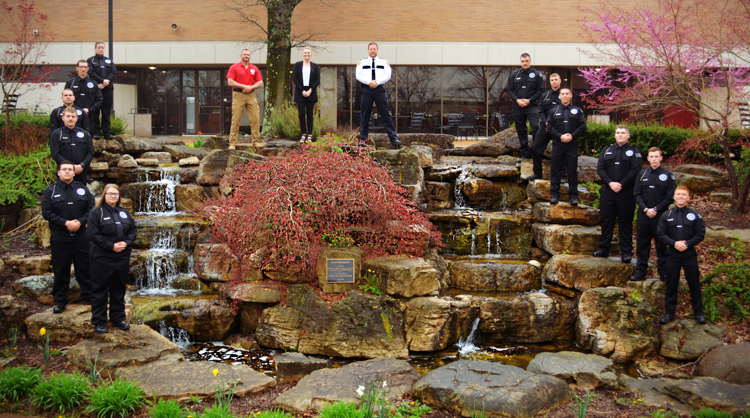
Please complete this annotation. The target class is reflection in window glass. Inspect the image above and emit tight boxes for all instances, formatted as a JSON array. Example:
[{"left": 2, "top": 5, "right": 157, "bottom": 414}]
[
  {"left": 396, "top": 66, "right": 441, "bottom": 133},
  {"left": 337, "top": 66, "right": 352, "bottom": 128},
  {"left": 487, "top": 67, "right": 514, "bottom": 134},
  {"left": 443, "top": 67, "right": 487, "bottom": 114}
]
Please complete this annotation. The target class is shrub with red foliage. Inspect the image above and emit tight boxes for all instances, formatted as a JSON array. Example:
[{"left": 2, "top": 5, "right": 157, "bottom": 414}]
[
  {"left": 0, "top": 123, "right": 49, "bottom": 155},
  {"left": 202, "top": 150, "right": 442, "bottom": 281}
]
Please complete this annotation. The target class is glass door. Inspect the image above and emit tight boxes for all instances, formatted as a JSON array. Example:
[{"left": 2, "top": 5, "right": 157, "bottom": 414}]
[{"left": 182, "top": 70, "right": 223, "bottom": 134}]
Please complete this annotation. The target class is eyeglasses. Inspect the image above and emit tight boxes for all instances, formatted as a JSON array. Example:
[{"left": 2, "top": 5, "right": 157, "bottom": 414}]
[{"left": 105, "top": 193, "right": 119, "bottom": 196}]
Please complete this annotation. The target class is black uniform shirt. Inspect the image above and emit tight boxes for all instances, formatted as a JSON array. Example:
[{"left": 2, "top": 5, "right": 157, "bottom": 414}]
[
  {"left": 657, "top": 206, "right": 706, "bottom": 248},
  {"left": 87, "top": 55, "right": 117, "bottom": 90},
  {"left": 547, "top": 103, "right": 587, "bottom": 141},
  {"left": 50, "top": 126, "right": 94, "bottom": 169},
  {"left": 50, "top": 105, "right": 89, "bottom": 133},
  {"left": 88, "top": 204, "right": 137, "bottom": 252},
  {"left": 597, "top": 142, "right": 642, "bottom": 190},
  {"left": 539, "top": 88, "right": 561, "bottom": 124},
  {"left": 508, "top": 67, "right": 543, "bottom": 103},
  {"left": 63, "top": 76, "right": 103, "bottom": 112},
  {"left": 634, "top": 166, "right": 677, "bottom": 212},
  {"left": 41, "top": 180, "right": 95, "bottom": 232}
]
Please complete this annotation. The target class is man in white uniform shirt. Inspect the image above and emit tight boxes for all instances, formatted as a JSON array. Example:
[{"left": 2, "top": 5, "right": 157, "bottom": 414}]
[{"left": 355, "top": 43, "right": 401, "bottom": 149}]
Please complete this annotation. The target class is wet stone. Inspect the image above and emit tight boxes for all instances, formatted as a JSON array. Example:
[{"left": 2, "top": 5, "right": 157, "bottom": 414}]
[
  {"left": 449, "top": 259, "right": 541, "bottom": 292},
  {"left": 275, "top": 352, "right": 331, "bottom": 384}
]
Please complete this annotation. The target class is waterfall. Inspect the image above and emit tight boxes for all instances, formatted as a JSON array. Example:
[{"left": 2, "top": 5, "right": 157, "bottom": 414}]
[
  {"left": 157, "top": 320, "right": 192, "bottom": 347},
  {"left": 453, "top": 166, "right": 471, "bottom": 208},
  {"left": 456, "top": 317, "right": 481, "bottom": 355},
  {"left": 132, "top": 166, "right": 180, "bottom": 215}
]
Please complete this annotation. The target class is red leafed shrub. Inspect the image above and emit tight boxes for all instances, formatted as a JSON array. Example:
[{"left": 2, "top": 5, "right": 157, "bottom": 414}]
[
  {"left": 0, "top": 123, "right": 50, "bottom": 155},
  {"left": 202, "top": 150, "right": 442, "bottom": 281}
]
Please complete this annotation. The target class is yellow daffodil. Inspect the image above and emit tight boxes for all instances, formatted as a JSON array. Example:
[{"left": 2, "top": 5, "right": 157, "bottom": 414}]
[
  {"left": 213, "top": 368, "right": 219, "bottom": 377},
  {"left": 40, "top": 327, "right": 46, "bottom": 336}
]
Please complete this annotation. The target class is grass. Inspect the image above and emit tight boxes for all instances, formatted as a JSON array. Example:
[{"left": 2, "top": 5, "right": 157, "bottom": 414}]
[
  {"left": 0, "top": 365, "right": 42, "bottom": 402},
  {"left": 32, "top": 371, "right": 90, "bottom": 414},
  {"left": 86, "top": 378, "right": 145, "bottom": 418}
]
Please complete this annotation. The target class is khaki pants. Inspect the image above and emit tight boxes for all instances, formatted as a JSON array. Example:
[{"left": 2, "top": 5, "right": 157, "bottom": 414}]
[{"left": 230, "top": 91, "right": 260, "bottom": 147}]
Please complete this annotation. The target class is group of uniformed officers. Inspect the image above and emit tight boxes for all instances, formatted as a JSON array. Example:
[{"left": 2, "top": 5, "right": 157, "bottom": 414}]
[
  {"left": 43, "top": 42, "right": 135, "bottom": 335},
  {"left": 514, "top": 53, "right": 706, "bottom": 325}
]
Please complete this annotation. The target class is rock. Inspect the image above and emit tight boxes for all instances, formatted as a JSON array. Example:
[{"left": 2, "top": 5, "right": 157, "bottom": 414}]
[
  {"left": 141, "top": 151, "right": 172, "bottom": 162},
  {"left": 532, "top": 224, "right": 601, "bottom": 256},
  {"left": 179, "top": 167, "right": 198, "bottom": 183},
  {"left": 526, "top": 180, "right": 597, "bottom": 204},
  {"left": 122, "top": 363, "right": 275, "bottom": 402},
  {"left": 26, "top": 305, "right": 110, "bottom": 342},
  {"left": 370, "top": 133, "right": 454, "bottom": 150},
  {"left": 18, "top": 207, "right": 40, "bottom": 228},
  {"left": 409, "top": 145, "right": 434, "bottom": 167},
  {"left": 459, "top": 178, "right": 526, "bottom": 209},
  {"left": 256, "top": 140, "right": 298, "bottom": 157},
  {"left": 67, "top": 325, "right": 184, "bottom": 379},
  {"left": 0, "top": 295, "right": 28, "bottom": 338},
  {"left": 89, "top": 162, "right": 109, "bottom": 175},
  {"left": 472, "top": 164, "right": 520, "bottom": 180},
  {"left": 479, "top": 292, "right": 577, "bottom": 343},
  {"left": 704, "top": 229, "right": 750, "bottom": 248},
  {"left": 627, "top": 279, "right": 687, "bottom": 317},
  {"left": 696, "top": 343, "right": 750, "bottom": 384},
  {"left": 178, "top": 156, "right": 200, "bottom": 166},
  {"left": 362, "top": 257, "right": 439, "bottom": 298},
  {"left": 709, "top": 192, "right": 750, "bottom": 205},
  {"left": 673, "top": 172, "right": 727, "bottom": 194},
  {"left": 275, "top": 352, "right": 331, "bottom": 384},
  {"left": 148, "top": 137, "right": 185, "bottom": 146},
  {"left": 429, "top": 210, "right": 533, "bottom": 257},
  {"left": 673, "top": 164, "right": 727, "bottom": 183},
  {"left": 135, "top": 158, "right": 160, "bottom": 166},
  {"left": 275, "top": 358, "right": 420, "bottom": 413},
  {"left": 519, "top": 158, "right": 551, "bottom": 181},
  {"left": 317, "top": 248, "right": 363, "bottom": 294},
  {"left": 219, "top": 282, "right": 282, "bottom": 303},
  {"left": 370, "top": 148, "right": 425, "bottom": 201},
  {"left": 527, "top": 351, "right": 617, "bottom": 389},
  {"left": 99, "top": 150, "right": 121, "bottom": 166},
  {"left": 116, "top": 136, "right": 162, "bottom": 153},
  {"left": 533, "top": 202, "right": 601, "bottom": 226},
  {"left": 34, "top": 218, "right": 51, "bottom": 249},
  {"left": 412, "top": 360, "right": 570, "bottom": 418},
  {"left": 576, "top": 156, "right": 601, "bottom": 183},
  {"left": 576, "top": 287, "right": 660, "bottom": 362},
  {"left": 193, "top": 243, "right": 237, "bottom": 282},
  {"left": 130, "top": 296, "right": 195, "bottom": 329},
  {"left": 256, "top": 285, "right": 408, "bottom": 358},
  {"left": 219, "top": 152, "right": 266, "bottom": 195},
  {"left": 660, "top": 377, "right": 750, "bottom": 415},
  {"left": 14, "top": 273, "right": 81, "bottom": 305},
  {"left": 87, "top": 181, "right": 103, "bottom": 196},
  {"left": 618, "top": 375, "right": 692, "bottom": 414},
  {"left": 93, "top": 138, "right": 123, "bottom": 154},
  {"left": 634, "top": 358, "right": 691, "bottom": 379},
  {"left": 117, "top": 154, "right": 138, "bottom": 168},
  {"left": 445, "top": 128, "right": 516, "bottom": 157},
  {"left": 405, "top": 297, "right": 478, "bottom": 351},
  {"left": 449, "top": 259, "right": 541, "bottom": 292},
  {"left": 202, "top": 135, "right": 229, "bottom": 150},
  {"left": 3, "top": 255, "right": 52, "bottom": 275},
  {"left": 162, "top": 144, "right": 208, "bottom": 161},
  {"left": 175, "top": 299, "right": 237, "bottom": 342},
  {"left": 224, "top": 334, "right": 259, "bottom": 350},
  {"left": 660, "top": 319, "right": 725, "bottom": 361},
  {"left": 424, "top": 182, "right": 452, "bottom": 210},
  {"left": 197, "top": 149, "right": 236, "bottom": 185},
  {"left": 543, "top": 255, "right": 633, "bottom": 292},
  {"left": 239, "top": 303, "right": 269, "bottom": 334},
  {"left": 174, "top": 184, "right": 206, "bottom": 211}
]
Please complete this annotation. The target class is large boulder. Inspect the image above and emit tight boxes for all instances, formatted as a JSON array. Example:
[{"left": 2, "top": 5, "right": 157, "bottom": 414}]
[
  {"left": 449, "top": 259, "right": 540, "bottom": 292},
  {"left": 444, "top": 128, "right": 516, "bottom": 157},
  {"left": 576, "top": 287, "right": 660, "bottom": 362},
  {"left": 405, "top": 297, "right": 478, "bottom": 352},
  {"left": 626, "top": 279, "right": 687, "bottom": 316},
  {"left": 472, "top": 163, "right": 519, "bottom": 180},
  {"left": 672, "top": 164, "right": 727, "bottom": 194},
  {"left": 696, "top": 343, "right": 750, "bottom": 384},
  {"left": 533, "top": 202, "right": 601, "bottom": 226},
  {"left": 116, "top": 136, "right": 162, "bottom": 153},
  {"left": 542, "top": 255, "right": 633, "bottom": 292},
  {"left": 316, "top": 247, "right": 363, "bottom": 294},
  {"left": 275, "top": 358, "right": 421, "bottom": 414},
  {"left": 577, "top": 156, "right": 601, "bottom": 183},
  {"left": 526, "top": 180, "right": 597, "bottom": 204},
  {"left": 409, "top": 145, "right": 435, "bottom": 167},
  {"left": 424, "top": 181, "right": 452, "bottom": 210},
  {"left": 704, "top": 228, "right": 750, "bottom": 248},
  {"left": 175, "top": 299, "right": 237, "bottom": 342},
  {"left": 370, "top": 148, "right": 425, "bottom": 201},
  {"left": 3, "top": 255, "right": 52, "bottom": 275},
  {"left": 660, "top": 319, "right": 725, "bottom": 361},
  {"left": 479, "top": 292, "right": 577, "bottom": 343},
  {"left": 174, "top": 184, "right": 207, "bottom": 211},
  {"left": 162, "top": 144, "right": 208, "bottom": 161},
  {"left": 526, "top": 351, "right": 617, "bottom": 390},
  {"left": 93, "top": 138, "right": 123, "bottom": 154},
  {"left": 26, "top": 304, "right": 134, "bottom": 342},
  {"left": 67, "top": 325, "right": 184, "bottom": 379},
  {"left": 412, "top": 360, "right": 570, "bottom": 418},
  {"left": 197, "top": 149, "right": 234, "bottom": 185},
  {"left": 255, "top": 140, "right": 298, "bottom": 157},
  {"left": 673, "top": 164, "right": 727, "bottom": 183},
  {"left": 363, "top": 257, "right": 439, "bottom": 298},
  {"left": 202, "top": 135, "right": 230, "bottom": 150},
  {"left": 617, "top": 375, "right": 692, "bottom": 414},
  {"left": 14, "top": 273, "right": 81, "bottom": 305},
  {"left": 0, "top": 295, "right": 28, "bottom": 338},
  {"left": 275, "top": 352, "right": 331, "bottom": 384},
  {"left": 219, "top": 282, "right": 282, "bottom": 304},
  {"left": 141, "top": 151, "right": 172, "bottom": 163},
  {"left": 119, "top": 362, "right": 275, "bottom": 401},
  {"left": 256, "top": 285, "right": 408, "bottom": 358},
  {"left": 459, "top": 179, "right": 526, "bottom": 209},
  {"left": 532, "top": 224, "right": 601, "bottom": 256},
  {"left": 660, "top": 377, "right": 750, "bottom": 415}
]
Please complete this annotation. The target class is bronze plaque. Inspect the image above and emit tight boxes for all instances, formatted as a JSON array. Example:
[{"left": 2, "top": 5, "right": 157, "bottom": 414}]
[{"left": 327, "top": 259, "right": 355, "bottom": 283}]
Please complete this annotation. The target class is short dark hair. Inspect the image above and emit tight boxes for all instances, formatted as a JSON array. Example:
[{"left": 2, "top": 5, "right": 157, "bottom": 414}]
[
  {"left": 520, "top": 53, "right": 531, "bottom": 59},
  {"left": 616, "top": 124, "right": 630, "bottom": 134},
  {"left": 559, "top": 87, "right": 572, "bottom": 94},
  {"left": 368, "top": 42, "right": 378, "bottom": 49},
  {"left": 648, "top": 147, "right": 663, "bottom": 156},
  {"left": 58, "top": 160, "right": 75, "bottom": 168},
  {"left": 76, "top": 59, "right": 88, "bottom": 67}
]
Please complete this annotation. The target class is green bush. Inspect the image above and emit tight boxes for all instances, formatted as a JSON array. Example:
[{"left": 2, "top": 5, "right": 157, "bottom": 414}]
[
  {"left": 0, "top": 365, "right": 42, "bottom": 402},
  {"left": 0, "top": 148, "right": 57, "bottom": 207},
  {"left": 257, "top": 409, "right": 297, "bottom": 418},
  {"left": 318, "top": 400, "right": 364, "bottom": 418},
  {"left": 578, "top": 122, "right": 697, "bottom": 158},
  {"left": 32, "top": 371, "right": 90, "bottom": 414},
  {"left": 265, "top": 101, "right": 321, "bottom": 140},
  {"left": 701, "top": 261, "right": 750, "bottom": 323},
  {"left": 0, "top": 113, "right": 49, "bottom": 128},
  {"left": 691, "top": 409, "right": 734, "bottom": 418},
  {"left": 581, "top": 182, "right": 601, "bottom": 209},
  {"left": 149, "top": 398, "right": 188, "bottom": 418},
  {"left": 197, "top": 403, "right": 235, "bottom": 418},
  {"left": 109, "top": 115, "right": 129, "bottom": 136},
  {"left": 87, "top": 378, "right": 145, "bottom": 418}
]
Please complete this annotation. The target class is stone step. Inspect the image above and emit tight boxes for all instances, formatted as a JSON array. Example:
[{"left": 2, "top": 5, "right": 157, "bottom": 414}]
[
  {"left": 429, "top": 209, "right": 533, "bottom": 257},
  {"left": 448, "top": 258, "right": 541, "bottom": 292},
  {"left": 132, "top": 215, "right": 208, "bottom": 250}
]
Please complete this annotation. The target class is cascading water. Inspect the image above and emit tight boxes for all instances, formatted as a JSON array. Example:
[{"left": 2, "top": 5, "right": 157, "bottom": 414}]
[
  {"left": 453, "top": 166, "right": 472, "bottom": 208},
  {"left": 456, "top": 317, "right": 481, "bottom": 355},
  {"left": 131, "top": 165, "right": 180, "bottom": 215},
  {"left": 157, "top": 320, "right": 192, "bottom": 347}
]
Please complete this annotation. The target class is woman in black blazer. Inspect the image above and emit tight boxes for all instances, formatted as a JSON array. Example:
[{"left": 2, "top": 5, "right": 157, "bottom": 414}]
[{"left": 292, "top": 47, "right": 320, "bottom": 142}]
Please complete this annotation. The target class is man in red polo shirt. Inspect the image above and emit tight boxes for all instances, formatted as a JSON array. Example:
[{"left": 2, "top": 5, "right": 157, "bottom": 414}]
[{"left": 227, "top": 49, "right": 264, "bottom": 150}]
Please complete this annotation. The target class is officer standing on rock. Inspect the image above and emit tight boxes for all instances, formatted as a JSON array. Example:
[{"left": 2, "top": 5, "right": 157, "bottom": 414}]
[
  {"left": 508, "top": 53, "right": 544, "bottom": 161},
  {"left": 50, "top": 107, "right": 94, "bottom": 184},
  {"left": 657, "top": 186, "right": 706, "bottom": 325},
  {"left": 64, "top": 60, "right": 103, "bottom": 119},
  {"left": 594, "top": 125, "right": 642, "bottom": 262},
  {"left": 50, "top": 89, "right": 89, "bottom": 134},
  {"left": 41, "top": 161, "right": 95, "bottom": 314},
  {"left": 87, "top": 41, "right": 117, "bottom": 139},
  {"left": 631, "top": 147, "right": 676, "bottom": 282},
  {"left": 528, "top": 73, "right": 562, "bottom": 182},
  {"left": 547, "top": 88, "right": 586, "bottom": 206},
  {"left": 356, "top": 42, "right": 401, "bottom": 149}
]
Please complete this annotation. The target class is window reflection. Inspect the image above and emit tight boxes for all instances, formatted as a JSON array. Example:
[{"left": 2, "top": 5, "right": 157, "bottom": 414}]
[{"left": 396, "top": 66, "right": 440, "bottom": 133}]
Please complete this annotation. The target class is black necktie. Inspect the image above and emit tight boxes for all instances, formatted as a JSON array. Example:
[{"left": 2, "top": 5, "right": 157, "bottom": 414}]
[
  {"left": 109, "top": 206, "right": 125, "bottom": 241},
  {"left": 371, "top": 59, "right": 376, "bottom": 81},
  {"left": 614, "top": 146, "right": 623, "bottom": 180},
  {"left": 675, "top": 208, "right": 685, "bottom": 240}
]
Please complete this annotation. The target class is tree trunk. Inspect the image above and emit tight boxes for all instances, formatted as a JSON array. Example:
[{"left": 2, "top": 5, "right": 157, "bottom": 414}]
[{"left": 263, "top": 0, "right": 296, "bottom": 127}]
